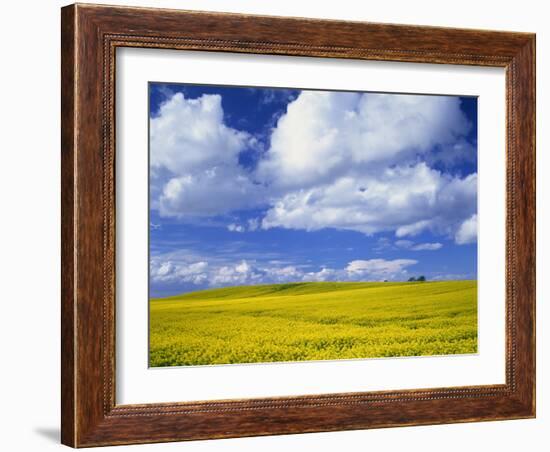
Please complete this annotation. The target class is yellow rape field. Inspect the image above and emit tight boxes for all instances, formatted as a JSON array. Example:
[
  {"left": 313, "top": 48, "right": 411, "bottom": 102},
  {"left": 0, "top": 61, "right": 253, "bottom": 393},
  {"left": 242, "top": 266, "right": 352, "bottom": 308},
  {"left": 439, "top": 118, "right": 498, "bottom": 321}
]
[{"left": 149, "top": 280, "right": 477, "bottom": 367}]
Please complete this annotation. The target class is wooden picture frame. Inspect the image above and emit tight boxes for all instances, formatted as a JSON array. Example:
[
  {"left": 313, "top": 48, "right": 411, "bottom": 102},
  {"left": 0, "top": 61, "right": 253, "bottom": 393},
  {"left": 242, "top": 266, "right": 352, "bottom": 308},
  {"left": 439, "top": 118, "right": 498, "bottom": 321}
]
[{"left": 61, "top": 3, "right": 535, "bottom": 447}]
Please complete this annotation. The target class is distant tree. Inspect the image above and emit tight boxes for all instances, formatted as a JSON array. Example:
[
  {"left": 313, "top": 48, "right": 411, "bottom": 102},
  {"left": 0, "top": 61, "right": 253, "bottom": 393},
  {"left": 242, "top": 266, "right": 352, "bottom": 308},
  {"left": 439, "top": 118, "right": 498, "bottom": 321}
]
[
  {"left": 383, "top": 280, "right": 388, "bottom": 283},
  {"left": 417, "top": 275, "right": 426, "bottom": 282},
  {"left": 408, "top": 277, "right": 416, "bottom": 282}
]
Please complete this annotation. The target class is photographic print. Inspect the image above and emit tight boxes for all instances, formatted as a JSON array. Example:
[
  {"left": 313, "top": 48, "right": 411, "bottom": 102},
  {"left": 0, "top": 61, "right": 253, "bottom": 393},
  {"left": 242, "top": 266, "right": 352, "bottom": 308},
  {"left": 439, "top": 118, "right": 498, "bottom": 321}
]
[
  {"left": 61, "top": 6, "right": 536, "bottom": 444},
  {"left": 148, "top": 83, "right": 478, "bottom": 367}
]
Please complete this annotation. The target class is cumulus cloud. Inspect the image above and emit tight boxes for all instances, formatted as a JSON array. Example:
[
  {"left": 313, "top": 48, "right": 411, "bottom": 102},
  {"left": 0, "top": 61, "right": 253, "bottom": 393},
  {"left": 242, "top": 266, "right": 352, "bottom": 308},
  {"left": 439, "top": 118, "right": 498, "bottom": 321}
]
[
  {"left": 269, "top": 265, "right": 304, "bottom": 282},
  {"left": 151, "top": 93, "right": 247, "bottom": 175},
  {"left": 257, "top": 91, "right": 471, "bottom": 189},
  {"left": 150, "top": 257, "right": 418, "bottom": 289},
  {"left": 256, "top": 92, "right": 476, "bottom": 243},
  {"left": 150, "top": 92, "right": 263, "bottom": 218},
  {"left": 150, "top": 90, "right": 477, "bottom": 244},
  {"left": 261, "top": 164, "right": 477, "bottom": 242},
  {"left": 150, "top": 260, "right": 209, "bottom": 285},
  {"left": 455, "top": 214, "right": 477, "bottom": 244},
  {"left": 210, "top": 260, "right": 265, "bottom": 286}
]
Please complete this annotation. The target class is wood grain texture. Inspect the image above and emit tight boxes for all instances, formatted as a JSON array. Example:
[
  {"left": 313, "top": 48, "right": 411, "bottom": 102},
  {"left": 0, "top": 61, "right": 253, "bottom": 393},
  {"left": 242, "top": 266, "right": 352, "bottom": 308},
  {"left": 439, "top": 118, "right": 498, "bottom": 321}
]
[
  {"left": 60, "top": 5, "right": 76, "bottom": 446},
  {"left": 60, "top": 3, "right": 536, "bottom": 447}
]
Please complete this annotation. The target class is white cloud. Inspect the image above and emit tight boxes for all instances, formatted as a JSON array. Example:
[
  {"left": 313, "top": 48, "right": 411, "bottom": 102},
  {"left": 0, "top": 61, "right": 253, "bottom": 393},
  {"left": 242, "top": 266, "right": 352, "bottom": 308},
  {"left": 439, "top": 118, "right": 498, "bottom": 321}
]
[
  {"left": 210, "top": 260, "right": 265, "bottom": 286},
  {"left": 455, "top": 214, "right": 477, "bottom": 244},
  {"left": 261, "top": 164, "right": 477, "bottom": 241},
  {"left": 346, "top": 259, "right": 418, "bottom": 279},
  {"left": 431, "top": 273, "right": 473, "bottom": 281},
  {"left": 395, "top": 220, "right": 432, "bottom": 238},
  {"left": 150, "top": 260, "right": 209, "bottom": 285},
  {"left": 395, "top": 240, "right": 414, "bottom": 249},
  {"left": 227, "top": 223, "right": 245, "bottom": 233},
  {"left": 257, "top": 91, "right": 470, "bottom": 190},
  {"left": 270, "top": 265, "right": 304, "bottom": 282},
  {"left": 150, "top": 90, "right": 476, "bottom": 243},
  {"left": 247, "top": 218, "right": 260, "bottom": 231},
  {"left": 150, "top": 92, "right": 263, "bottom": 217},
  {"left": 158, "top": 168, "right": 264, "bottom": 218},
  {"left": 151, "top": 93, "right": 247, "bottom": 174},
  {"left": 151, "top": 256, "right": 419, "bottom": 289},
  {"left": 298, "top": 267, "right": 337, "bottom": 282},
  {"left": 256, "top": 92, "right": 476, "bottom": 242},
  {"left": 395, "top": 240, "right": 443, "bottom": 251},
  {"left": 227, "top": 219, "right": 260, "bottom": 233},
  {"left": 411, "top": 242, "right": 443, "bottom": 251}
]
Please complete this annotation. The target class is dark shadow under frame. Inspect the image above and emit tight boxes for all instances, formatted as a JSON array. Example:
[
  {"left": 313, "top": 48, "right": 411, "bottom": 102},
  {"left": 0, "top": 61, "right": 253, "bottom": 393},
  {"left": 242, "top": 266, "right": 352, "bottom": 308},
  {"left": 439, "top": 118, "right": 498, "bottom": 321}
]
[{"left": 61, "top": 3, "right": 535, "bottom": 447}]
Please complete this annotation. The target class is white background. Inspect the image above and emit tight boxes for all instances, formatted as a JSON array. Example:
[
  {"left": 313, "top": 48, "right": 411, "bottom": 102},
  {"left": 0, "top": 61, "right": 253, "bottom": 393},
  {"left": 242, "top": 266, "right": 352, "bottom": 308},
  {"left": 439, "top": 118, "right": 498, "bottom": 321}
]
[
  {"left": 117, "top": 49, "right": 506, "bottom": 404},
  {"left": 0, "top": 0, "right": 546, "bottom": 451}
]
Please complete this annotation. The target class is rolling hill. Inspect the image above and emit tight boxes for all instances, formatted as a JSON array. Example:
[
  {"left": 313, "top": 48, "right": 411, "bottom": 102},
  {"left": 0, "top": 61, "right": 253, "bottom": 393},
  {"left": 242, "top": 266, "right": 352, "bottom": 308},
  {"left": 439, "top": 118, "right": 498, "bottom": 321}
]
[{"left": 149, "top": 280, "right": 477, "bottom": 367}]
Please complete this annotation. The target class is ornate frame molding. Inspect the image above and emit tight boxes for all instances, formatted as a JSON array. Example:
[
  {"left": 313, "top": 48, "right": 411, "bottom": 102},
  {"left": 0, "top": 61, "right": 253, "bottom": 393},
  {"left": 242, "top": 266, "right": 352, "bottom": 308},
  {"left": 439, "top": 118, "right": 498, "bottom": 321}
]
[{"left": 62, "top": 4, "right": 535, "bottom": 447}]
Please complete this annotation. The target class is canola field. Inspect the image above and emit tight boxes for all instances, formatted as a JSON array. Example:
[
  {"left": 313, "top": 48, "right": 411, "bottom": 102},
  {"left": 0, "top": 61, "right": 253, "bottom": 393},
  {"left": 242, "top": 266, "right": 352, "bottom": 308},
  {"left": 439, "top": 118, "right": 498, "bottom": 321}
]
[{"left": 149, "top": 280, "right": 477, "bottom": 367}]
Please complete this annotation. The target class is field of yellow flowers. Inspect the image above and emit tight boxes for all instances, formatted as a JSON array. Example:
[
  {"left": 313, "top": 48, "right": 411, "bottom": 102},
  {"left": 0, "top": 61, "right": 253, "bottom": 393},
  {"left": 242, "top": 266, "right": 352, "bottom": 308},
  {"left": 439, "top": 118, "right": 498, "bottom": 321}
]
[{"left": 149, "top": 280, "right": 477, "bottom": 367}]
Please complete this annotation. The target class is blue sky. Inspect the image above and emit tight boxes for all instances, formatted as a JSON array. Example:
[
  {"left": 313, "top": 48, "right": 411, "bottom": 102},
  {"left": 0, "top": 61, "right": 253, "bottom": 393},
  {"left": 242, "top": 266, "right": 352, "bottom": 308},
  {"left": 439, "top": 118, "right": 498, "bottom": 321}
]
[{"left": 149, "top": 83, "right": 478, "bottom": 297}]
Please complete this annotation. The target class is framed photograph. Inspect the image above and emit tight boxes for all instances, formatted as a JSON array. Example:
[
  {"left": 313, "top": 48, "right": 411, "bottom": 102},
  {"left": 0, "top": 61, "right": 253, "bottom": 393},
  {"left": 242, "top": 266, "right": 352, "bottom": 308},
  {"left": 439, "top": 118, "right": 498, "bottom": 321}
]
[{"left": 61, "top": 3, "right": 535, "bottom": 447}]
